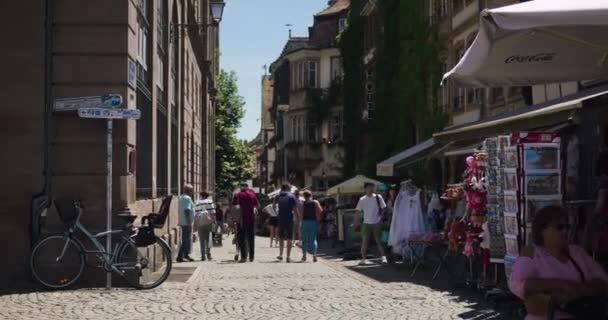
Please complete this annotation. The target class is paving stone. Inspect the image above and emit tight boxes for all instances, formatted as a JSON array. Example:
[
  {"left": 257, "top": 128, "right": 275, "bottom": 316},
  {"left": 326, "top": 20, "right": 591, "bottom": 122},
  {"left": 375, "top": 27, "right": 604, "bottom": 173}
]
[{"left": 0, "top": 236, "right": 484, "bottom": 319}]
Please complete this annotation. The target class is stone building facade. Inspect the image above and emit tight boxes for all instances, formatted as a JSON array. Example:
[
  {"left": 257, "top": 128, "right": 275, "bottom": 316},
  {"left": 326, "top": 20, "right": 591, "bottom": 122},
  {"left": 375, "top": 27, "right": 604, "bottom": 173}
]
[
  {"left": 270, "top": 0, "right": 349, "bottom": 194},
  {"left": 0, "top": 0, "right": 220, "bottom": 286}
]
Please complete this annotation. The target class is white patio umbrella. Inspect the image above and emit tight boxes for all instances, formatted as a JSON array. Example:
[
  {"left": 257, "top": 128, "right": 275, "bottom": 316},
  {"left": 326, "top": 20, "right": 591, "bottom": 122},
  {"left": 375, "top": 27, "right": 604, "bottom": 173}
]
[{"left": 442, "top": 0, "right": 608, "bottom": 88}]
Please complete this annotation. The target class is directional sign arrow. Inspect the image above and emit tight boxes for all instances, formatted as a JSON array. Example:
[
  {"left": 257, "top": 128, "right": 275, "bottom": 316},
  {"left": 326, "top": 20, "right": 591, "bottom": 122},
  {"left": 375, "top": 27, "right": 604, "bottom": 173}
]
[{"left": 78, "top": 108, "right": 141, "bottom": 120}]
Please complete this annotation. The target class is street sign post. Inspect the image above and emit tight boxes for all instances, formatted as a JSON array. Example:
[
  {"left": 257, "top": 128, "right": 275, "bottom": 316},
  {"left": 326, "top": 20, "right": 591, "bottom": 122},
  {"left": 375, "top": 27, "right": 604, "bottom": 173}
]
[
  {"left": 54, "top": 94, "right": 123, "bottom": 112},
  {"left": 77, "top": 107, "right": 139, "bottom": 289},
  {"left": 78, "top": 108, "right": 141, "bottom": 120}
]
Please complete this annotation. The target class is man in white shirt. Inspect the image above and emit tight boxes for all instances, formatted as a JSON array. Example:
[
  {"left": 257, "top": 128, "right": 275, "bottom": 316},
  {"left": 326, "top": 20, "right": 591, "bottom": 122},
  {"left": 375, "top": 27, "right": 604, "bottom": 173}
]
[{"left": 355, "top": 182, "right": 388, "bottom": 266}]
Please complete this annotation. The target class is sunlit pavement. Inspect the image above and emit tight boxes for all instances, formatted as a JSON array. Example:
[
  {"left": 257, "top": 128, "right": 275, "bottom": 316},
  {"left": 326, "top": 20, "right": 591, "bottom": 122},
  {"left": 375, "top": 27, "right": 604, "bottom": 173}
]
[{"left": 0, "top": 235, "right": 507, "bottom": 320}]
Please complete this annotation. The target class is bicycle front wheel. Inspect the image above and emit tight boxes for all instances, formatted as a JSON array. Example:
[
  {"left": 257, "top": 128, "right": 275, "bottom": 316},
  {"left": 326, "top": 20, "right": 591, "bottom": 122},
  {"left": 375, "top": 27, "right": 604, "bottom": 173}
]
[
  {"left": 115, "top": 236, "right": 172, "bottom": 289},
  {"left": 31, "top": 236, "right": 85, "bottom": 289}
]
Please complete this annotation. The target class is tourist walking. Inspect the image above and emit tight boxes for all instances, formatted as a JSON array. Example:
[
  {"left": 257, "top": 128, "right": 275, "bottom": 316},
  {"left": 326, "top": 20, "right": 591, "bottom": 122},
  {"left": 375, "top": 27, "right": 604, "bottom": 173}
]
[
  {"left": 293, "top": 190, "right": 305, "bottom": 247},
  {"left": 264, "top": 200, "right": 279, "bottom": 248},
  {"left": 231, "top": 183, "right": 258, "bottom": 262},
  {"left": 300, "top": 190, "right": 322, "bottom": 262},
  {"left": 277, "top": 184, "right": 300, "bottom": 263},
  {"left": 195, "top": 191, "right": 215, "bottom": 261},
  {"left": 354, "top": 182, "right": 388, "bottom": 266},
  {"left": 177, "top": 184, "right": 195, "bottom": 262}
]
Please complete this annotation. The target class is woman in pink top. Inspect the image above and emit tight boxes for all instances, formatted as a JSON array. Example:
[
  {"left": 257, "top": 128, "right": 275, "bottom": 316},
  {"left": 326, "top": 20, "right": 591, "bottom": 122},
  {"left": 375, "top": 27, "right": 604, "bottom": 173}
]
[{"left": 509, "top": 206, "right": 608, "bottom": 319}]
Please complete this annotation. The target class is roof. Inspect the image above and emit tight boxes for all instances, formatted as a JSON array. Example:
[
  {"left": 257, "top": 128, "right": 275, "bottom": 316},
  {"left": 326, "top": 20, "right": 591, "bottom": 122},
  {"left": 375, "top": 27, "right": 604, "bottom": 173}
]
[
  {"left": 270, "top": 37, "right": 316, "bottom": 72},
  {"left": 315, "top": 0, "right": 350, "bottom": 17}
]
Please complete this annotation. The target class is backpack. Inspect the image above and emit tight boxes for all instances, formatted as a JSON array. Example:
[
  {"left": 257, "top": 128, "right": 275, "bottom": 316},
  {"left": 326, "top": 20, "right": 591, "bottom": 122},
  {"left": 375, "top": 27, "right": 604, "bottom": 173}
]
[{"left": 196, "top": 210, "right": 214, "bottom": 226}]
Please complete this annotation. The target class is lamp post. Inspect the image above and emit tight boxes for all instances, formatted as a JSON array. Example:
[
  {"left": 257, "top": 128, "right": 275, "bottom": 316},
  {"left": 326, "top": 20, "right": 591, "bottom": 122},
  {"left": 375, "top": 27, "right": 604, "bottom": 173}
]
[{"left": 171, "top": 0, "right": 225, "bottom": 39}]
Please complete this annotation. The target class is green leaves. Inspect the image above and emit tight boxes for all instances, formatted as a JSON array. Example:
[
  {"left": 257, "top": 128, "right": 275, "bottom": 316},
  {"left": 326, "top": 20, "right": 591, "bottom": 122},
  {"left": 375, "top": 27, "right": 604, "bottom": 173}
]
[
  {"left": 214, "top": 70, "right": 254, "bottom": 198},
  {"left": 340, "top": 0, "right": 448, "bottom": 179}
]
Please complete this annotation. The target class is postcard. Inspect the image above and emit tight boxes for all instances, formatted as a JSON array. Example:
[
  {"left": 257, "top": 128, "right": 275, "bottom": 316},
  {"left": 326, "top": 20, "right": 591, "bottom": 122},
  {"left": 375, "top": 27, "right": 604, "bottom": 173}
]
[
  {"left": 505, "top": 147, "right": 519, "bottom": 169},
  {"left": 504, "top": 212, "right": 519, "bottom": 235},
  {"left": 504, "top": 169, "right": 518, "bottom": 192},
  {"left": 525, "top": 172, "right": 561, "bottom": 196},
  {"left": 505, "top": 234, "right": 520, "bottom": 257},
  {"left": 523, "top": 144, "right": 560, "bottom": 171},
  {"left": 504, "top": 194, "right": 519, "bottom": 213},
  {"left": 525, "top": 196, "right": 563, "bottom": 223}
]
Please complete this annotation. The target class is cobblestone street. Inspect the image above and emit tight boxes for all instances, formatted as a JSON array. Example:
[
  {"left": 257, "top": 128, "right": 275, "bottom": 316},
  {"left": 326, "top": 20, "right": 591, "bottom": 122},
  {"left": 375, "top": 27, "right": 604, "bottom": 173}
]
[{"left": 0, "top": 236, "right": 506, "bottom": 320}]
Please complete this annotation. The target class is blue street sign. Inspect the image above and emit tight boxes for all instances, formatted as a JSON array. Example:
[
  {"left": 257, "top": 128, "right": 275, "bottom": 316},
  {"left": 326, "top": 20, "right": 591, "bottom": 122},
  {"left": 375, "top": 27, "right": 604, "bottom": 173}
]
[
  {"left": 54, "top": 94, "right": 123, "bottom": 111},
  {"left": 78, "top": 108, "right": 141, "bottom": 120}
]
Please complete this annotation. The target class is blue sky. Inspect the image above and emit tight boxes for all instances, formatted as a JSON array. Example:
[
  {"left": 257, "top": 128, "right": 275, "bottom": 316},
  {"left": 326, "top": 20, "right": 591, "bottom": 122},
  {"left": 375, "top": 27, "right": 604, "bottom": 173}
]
[{"left": 220, "top": 0, "right": 329, "bottom": 141}]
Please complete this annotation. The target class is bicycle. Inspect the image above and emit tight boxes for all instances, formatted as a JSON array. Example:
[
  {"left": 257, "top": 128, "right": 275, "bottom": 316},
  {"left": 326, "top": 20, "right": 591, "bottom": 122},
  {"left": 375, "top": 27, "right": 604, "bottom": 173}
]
[{"left": 30, "top": 196, "right": 173, "bottom": 290}]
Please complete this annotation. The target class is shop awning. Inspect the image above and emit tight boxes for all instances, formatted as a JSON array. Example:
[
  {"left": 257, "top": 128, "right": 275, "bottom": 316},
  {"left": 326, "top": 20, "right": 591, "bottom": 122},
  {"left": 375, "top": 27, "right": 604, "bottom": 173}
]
[
  {"left": 376, "top": 138, "right": 439, "bottom": 177},
  {"left": 433, "top": 86, "right": 608, "bottom": 142},
  {"left": 444, "top": 142, "right": 483, "bottom": 157},
  {"left": 442, "top": 0, "right": 608, "bottom": 87},
  {"left": 326, "top": 175, "right": 383, "bottom": 196}
]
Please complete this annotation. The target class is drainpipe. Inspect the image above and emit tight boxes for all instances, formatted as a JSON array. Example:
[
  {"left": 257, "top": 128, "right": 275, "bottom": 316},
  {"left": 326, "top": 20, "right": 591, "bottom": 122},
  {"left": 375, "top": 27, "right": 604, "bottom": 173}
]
[{"left": 30, "top": 0, "right": 54, "bottom": 248}]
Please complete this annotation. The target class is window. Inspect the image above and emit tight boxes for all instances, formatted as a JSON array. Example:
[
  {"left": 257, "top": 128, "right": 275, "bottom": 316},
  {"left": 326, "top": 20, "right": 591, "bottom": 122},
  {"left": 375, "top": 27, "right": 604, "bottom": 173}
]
[
  {"left": 329, "top": 113, "right": 343, "bottom": 142},
  {"left": 297, "top": 116, "right": 304, "bottom": 142},
  {"left": 299, "top": 62, "right": 305, "bottom": 89},
  {"left": 185, "top": 56, "right": 189, "bottom": 99},
  {"left": 169, "top": 72, "right": 175, "bottom": 105},
  {"left": 157, "top": 54, "right": 164, "bottom": 90},
  {"left": 291, "top": 64, "right": 296, "bottom": 90},
  {"left": 338, "top": 18, "right": 347, "bottom": 33},
  {"left": 307, "top": 118, "right": 318, "bottom": 143},
  {"left": 492, "top": 87, "right": 504, "bottom": 102},
  {"left": 138, "top": 0, "right": 147, "bottom": 14},
  {"left": 456, "top": 47, "right": 465, "bottom": 110},
  {"left": 137, "top": 25, "right": 148, "bottom": 69},
  {"left": 434, "top": 0, "right": 450, "bottom": 18},
  {"left": 308, "top": 61, "right": 318, "bottom": 88},
  {"left": 330, "top": 56, "right": 343, "bottom": 82},
  {"left": 291, "top": 117, "right": 297, "bottom": 142},
  {"left": 441, "top": 63, "right": 448, "bottom": 111}
]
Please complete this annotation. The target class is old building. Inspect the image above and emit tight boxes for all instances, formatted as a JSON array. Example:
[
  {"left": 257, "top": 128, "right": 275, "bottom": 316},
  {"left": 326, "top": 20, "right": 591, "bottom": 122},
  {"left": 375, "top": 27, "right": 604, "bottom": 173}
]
[
  {"left": 376, "top": 0, "right": 580, "bottom": 185},
  {"left": 253, "top": 74, "right": 276, "bottom": 194},
  {"left": 0, "top": 0, "right": 222, "bottom": 286},
  {"left": 270, "top": 0, "right": 348, "bottom": 194}
]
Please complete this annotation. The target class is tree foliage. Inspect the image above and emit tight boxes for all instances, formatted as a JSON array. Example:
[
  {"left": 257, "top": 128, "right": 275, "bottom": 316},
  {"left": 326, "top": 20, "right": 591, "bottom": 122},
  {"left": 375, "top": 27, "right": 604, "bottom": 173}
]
[
  {"left": 215, "top": 70, "right": 254, "bottom": 198},
  {"left": 338, "top": 0, "right": 365, "bottom": 177},
  {"left": 340, "top": 0, "right": 448, "bottom": 179}
]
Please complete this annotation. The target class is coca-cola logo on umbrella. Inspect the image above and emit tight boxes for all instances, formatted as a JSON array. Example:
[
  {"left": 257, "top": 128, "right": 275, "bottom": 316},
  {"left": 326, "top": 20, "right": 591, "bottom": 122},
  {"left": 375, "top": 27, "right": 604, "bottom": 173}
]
[{"left": 505, "top": 53, "right": 556, "bottom": 64}]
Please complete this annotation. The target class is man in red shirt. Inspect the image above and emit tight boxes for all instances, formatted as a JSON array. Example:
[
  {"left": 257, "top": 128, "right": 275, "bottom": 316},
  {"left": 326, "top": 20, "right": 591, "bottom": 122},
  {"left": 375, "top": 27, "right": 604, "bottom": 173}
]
[{"left": 232, "top": 183, "right": 259, "bottom": 262}]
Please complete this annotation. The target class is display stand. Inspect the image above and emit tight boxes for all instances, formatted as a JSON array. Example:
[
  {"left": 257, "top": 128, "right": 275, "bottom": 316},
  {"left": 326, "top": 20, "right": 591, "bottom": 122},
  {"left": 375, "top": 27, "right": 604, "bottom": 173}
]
[{"left": 503, "top": 132, "right": 562, "bottom": 279}]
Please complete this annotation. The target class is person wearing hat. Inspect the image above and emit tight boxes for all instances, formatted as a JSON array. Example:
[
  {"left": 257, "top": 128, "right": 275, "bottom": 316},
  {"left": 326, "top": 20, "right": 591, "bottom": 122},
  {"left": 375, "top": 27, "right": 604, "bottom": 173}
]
[{"left": 354, "top": 182, "right": 388, "bottom": 266}]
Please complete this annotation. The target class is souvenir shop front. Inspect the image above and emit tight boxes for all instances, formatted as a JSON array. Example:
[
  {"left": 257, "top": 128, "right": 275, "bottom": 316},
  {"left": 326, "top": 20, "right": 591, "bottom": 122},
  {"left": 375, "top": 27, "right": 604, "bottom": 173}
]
[
  {"left": 373, "top": 88, "right": 608, "bottom": 300},
  {"left": 439, "top": 0, "right": 608, "bottom": 286}
]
